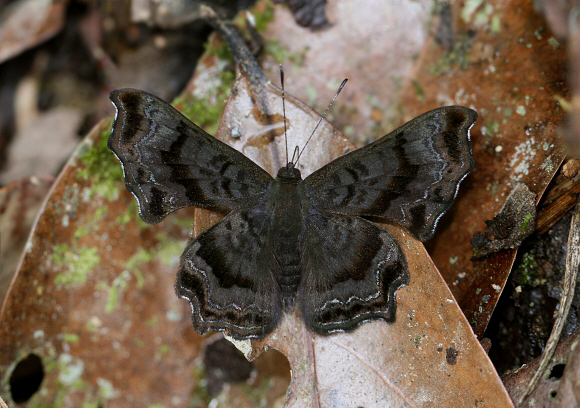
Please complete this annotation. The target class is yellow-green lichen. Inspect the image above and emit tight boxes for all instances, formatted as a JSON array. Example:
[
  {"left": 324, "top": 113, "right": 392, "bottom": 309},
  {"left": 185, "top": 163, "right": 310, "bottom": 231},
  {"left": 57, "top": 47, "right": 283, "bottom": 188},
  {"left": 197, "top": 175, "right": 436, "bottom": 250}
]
[
  {"left": 53, "top": 245, "right": 100, "bottom": 286},
  {"left": 62, "top": 333, "right": 80, "bottom": 343},
  {"left": 156, "top": 234, "right": 186, "bottom": 266},
  {"left": 116, "top": 200, "right": 148, "bottom": 228},
  {"left": 461, "top": 0, "right": 484, "bottom": 23},
  {"left": 105, "top": 270, "right": 131, "bottom": 313}
]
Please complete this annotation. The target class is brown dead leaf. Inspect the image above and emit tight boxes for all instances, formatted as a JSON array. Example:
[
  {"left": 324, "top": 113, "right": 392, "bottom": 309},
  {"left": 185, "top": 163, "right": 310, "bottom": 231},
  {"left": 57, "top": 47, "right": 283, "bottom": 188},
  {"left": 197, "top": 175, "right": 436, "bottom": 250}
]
[
  {"left": 0, "top": 0, "right": 66, "bottom": 64},
  {"left": 396, "top": 0, "right": 569, "bottom": 337},
  {"left": 0, "top": 175, "right": 53, "bottom": 303},
  {"left": 0, "top": 119, "right": 203, "bottom": 406}
]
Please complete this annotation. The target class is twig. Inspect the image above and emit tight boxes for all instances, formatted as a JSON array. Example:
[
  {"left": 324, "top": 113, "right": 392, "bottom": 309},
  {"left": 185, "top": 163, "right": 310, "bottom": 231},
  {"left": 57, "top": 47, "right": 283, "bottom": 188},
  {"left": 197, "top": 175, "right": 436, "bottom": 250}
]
[{"left": 518, "top": 195, "right": 580, "bottom": 405}]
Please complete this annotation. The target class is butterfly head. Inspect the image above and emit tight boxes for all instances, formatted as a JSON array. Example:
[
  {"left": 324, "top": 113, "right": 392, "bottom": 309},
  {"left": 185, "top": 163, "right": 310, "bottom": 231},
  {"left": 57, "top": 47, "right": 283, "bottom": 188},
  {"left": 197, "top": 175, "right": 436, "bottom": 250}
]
[{"left": 276, "top": 163, "right": 302, "bottom": 182}]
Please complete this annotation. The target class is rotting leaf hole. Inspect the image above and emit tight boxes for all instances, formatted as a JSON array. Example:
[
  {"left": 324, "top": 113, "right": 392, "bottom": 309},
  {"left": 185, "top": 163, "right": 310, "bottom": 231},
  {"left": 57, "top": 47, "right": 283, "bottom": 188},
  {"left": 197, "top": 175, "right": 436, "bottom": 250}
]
[
  {"left": 9, "top": 353, "right": 44, "bottom": 403},
  {"left": 549, "top": 363, "right": 566, "bottom": 380}
]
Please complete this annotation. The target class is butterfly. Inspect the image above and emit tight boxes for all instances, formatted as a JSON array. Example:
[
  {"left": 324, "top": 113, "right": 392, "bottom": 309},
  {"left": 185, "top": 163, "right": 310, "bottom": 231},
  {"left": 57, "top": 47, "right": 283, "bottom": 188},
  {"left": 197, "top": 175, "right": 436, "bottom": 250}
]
[{"left": 108, "top": 88, "right": 476, "bottom": 339}]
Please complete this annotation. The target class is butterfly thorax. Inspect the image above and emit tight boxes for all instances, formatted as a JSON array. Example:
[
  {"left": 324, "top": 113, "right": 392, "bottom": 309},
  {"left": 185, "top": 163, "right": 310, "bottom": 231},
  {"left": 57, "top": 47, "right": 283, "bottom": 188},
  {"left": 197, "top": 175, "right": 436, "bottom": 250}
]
[{"left": 268, "top": 164, "right": 307, "bottom": 309}]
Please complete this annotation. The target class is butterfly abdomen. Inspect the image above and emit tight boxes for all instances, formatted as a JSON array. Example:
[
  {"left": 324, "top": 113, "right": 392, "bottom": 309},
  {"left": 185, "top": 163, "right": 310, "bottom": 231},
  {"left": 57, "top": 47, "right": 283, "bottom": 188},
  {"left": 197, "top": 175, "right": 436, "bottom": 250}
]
[{"left": 266, "top": 175, "right": 308, "bottom": 309}]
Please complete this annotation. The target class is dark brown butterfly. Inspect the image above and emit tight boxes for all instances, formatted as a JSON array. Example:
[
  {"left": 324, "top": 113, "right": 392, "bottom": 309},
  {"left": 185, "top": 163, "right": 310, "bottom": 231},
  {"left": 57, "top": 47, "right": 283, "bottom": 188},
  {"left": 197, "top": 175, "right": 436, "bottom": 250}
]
[{"left": 109, "top": 88, "right": 476, "bottom": 339}]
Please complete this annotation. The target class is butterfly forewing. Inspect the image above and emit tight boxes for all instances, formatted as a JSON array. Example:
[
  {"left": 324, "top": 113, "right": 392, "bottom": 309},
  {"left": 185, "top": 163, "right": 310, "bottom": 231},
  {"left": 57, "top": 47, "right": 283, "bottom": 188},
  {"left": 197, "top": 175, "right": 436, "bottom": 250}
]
[
  {"left": 303, "top": 107, "right": 477, "bottom": 241},
  {"left": 109, "top": 89, "right": 274, "bottom": 224}
]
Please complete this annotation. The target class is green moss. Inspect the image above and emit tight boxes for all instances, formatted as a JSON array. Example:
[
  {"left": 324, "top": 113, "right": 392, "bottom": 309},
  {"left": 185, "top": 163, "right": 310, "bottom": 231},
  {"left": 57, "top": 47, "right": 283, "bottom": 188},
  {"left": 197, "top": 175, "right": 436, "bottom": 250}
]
[
  {"left": 490, "top": 14, "right": 502, "bottom": 33},
  {"left": 517, "top": 251, "right": 539, "bottom": 286},
  {"left": 174, "top": 70, "right": 235, "bottom": 136},
  {"left": 548, "top": 37, "right": 560, "bottom": 50},
  {"left": 520, "top": 214, "right": 534, "bottom": 232},
  {"left": 204, "top": 37, "right": 233, "bottom": 61},
  {"left": 77, "top": 122, "right": 124, "bottom": 201},
  {"left": 123, "top": 200, "right": 149, "bottom": 229},
  {"left": 265, "top": 38, "right": 307, "bottom": 67},
  {"left": 188, "top": 363, "right": 211, "bottom": 407},
  {"left": 158, "top": 344, "right": 170, "bottom": 354},
  {"left": 171, "top": 217, "right": 194, "bottom": 229},
  {"left": 253, "top": 1, "right": 275, "bottom": 31},
  {"left": 74, "top": 224, "right": 90, "bottom": 239},
  {"left": 461, "top": 0, "right": 484, "bottom": 22},
  {"left": 412, "top": 81, "right": 425, "bottom": 103},
  {"left": 54, "top": 246, "right": 100, "bottom": 286},
  {"left": 124, "top": 248, "right": 153, "bottom": 289},
  {"left": 430, "top": 34, "right": 473, "bottom": 75}
]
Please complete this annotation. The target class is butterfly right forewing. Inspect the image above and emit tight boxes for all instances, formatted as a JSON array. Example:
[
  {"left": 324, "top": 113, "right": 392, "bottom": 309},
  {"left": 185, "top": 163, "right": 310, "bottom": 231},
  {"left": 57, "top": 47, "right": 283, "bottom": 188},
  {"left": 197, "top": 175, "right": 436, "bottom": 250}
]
[{"left": 304, "top": 106, "right": 476, "bottom": 241}]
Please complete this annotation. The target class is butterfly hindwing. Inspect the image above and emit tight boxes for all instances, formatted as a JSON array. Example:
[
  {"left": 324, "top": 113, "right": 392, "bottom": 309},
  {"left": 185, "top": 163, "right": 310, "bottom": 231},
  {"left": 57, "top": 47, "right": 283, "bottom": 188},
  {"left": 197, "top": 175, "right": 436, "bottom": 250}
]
[
  {"left": 175, "top": 209, "right": 284, "bottom": 339},
  {"left": 298, "top": 211, "right": 409, "bottom": 334},
  {"left": 304, "top": 107, "right": 476, "bottom": 241},
  {"left": 108, "top": 89, "right": 274, "bottom": 224}
]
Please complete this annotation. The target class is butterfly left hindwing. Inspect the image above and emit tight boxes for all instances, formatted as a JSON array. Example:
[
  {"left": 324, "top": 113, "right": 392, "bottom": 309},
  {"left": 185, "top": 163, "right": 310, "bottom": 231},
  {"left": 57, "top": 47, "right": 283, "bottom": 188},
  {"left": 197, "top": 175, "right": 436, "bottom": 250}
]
[{"left": 176, "top": 209, "right": 283, "bottom": 339}]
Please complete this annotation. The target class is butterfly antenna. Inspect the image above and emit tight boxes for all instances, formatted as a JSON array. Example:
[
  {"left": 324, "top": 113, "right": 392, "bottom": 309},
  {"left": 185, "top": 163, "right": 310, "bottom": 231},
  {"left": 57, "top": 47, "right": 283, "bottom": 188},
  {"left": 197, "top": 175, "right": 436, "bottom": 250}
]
[
  {"left": 291, "top": 146, "right": 299, "bottom": 165},
  {"left": 296, "top": 78, "right": 348, "bottom": 164},
  {"left": 280, "top": 65, "right": 289, "bottom": 165}
]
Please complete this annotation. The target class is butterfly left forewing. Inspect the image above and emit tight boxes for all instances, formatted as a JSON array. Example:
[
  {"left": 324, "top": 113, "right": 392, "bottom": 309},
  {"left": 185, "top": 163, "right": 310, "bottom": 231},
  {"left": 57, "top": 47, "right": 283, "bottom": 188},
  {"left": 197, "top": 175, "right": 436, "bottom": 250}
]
[
  {"left": 304, "top": 106, "right": 476, "bottom": 241},
  {"left": 109, "top": 89, "right": 274, "bottom": 224},
  {"left": 298, "top": 211, "right": 409, "bottom": 334}
]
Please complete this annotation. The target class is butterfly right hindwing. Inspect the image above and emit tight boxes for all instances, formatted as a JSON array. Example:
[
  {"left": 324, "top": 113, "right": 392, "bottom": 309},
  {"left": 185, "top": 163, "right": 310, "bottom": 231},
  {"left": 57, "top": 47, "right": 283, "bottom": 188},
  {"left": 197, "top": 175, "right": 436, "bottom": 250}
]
[{"left": 297, "top": 211, "right": 409, "bottom": 334}]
